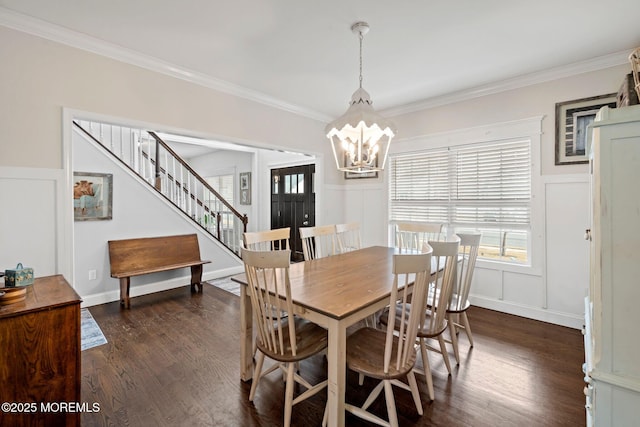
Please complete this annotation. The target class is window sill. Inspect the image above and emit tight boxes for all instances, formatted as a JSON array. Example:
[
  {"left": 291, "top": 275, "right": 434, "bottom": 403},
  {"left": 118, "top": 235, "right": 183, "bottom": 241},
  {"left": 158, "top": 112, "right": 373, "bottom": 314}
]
[{"left": 475, "top": 258, "right": 542, "bottom": 277}]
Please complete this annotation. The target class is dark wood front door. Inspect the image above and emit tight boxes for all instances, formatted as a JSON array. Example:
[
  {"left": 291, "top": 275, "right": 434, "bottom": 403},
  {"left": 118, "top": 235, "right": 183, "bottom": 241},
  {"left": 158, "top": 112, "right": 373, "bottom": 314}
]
[{"left": 270, "top": 164, "right": 315, "bottom": 261}]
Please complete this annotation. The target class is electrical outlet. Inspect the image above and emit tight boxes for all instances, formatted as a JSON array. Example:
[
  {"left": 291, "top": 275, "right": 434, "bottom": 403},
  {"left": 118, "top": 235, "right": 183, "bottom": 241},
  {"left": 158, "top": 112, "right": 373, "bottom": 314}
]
[{"left": 88, "top": 269, "right": 97, "bottom": 280}]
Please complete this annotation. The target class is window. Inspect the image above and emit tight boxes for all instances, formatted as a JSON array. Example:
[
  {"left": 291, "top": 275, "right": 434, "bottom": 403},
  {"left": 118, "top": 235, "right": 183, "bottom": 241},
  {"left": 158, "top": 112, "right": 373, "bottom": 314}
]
[
  {"left": 389, "top": 138, "right": 531, "bottom": 264},
  {"left": 205, "top": 174, "right": 235, "bottom": 228},
  {"left": 284, "top": 173, "right": 305, "bottom": 194},
  {"left": 206, "top": 175, "right": 234, "bottom": 205}
]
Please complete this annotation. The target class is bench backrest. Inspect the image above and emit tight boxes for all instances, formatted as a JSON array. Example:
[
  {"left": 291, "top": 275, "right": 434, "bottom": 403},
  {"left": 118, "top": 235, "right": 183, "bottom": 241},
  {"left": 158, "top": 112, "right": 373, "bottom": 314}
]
[{"left": 108, "top": 234, "right": 203, "bottom": 276}]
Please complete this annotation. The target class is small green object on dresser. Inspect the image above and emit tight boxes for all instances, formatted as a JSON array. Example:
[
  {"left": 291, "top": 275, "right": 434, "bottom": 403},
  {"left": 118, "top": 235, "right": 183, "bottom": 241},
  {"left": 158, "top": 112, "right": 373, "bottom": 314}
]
[{"left": 4, "top": 263, "right": 34, "bottom": 287}]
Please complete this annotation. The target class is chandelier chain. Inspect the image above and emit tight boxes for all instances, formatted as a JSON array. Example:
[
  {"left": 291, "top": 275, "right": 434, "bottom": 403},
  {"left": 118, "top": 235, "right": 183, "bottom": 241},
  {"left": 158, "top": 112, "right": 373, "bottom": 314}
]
[{"left": 359, "top": 31, "right": 363, "bottom": 89}]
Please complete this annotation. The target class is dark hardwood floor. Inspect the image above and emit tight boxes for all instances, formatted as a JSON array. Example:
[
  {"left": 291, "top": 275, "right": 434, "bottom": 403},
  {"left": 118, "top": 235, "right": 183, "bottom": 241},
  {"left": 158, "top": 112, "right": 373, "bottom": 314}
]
[{"left": 81, "top": 284, "right": 586, "bottom": 427}]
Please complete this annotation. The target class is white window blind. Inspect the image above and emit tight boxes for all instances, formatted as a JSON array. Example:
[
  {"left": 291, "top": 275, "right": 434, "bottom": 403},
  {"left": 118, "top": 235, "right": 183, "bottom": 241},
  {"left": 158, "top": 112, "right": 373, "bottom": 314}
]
[
  {"left": 390, "top": 138, "right": 531, "bottom": 263},
  {"left": 389, "top": 148, "right": 450, "bottom": 223},
  {"left": 451, "top": 139, "right": 530, "bottom": 229}
]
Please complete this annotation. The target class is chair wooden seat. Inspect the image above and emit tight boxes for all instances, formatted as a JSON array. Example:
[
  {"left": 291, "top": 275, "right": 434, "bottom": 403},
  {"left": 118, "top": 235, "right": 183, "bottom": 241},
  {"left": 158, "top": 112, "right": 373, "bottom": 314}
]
[
  {"left": 446, "top": 293, "right": 471, "bottom": 314},
  {"left": 256, "top": 317, "right": 328, "bottom": 363},
  {"left": 346, "top": 327, "right": 417, "bottom": 380},
  {"left": 380, "top": 304, "right": 449, "bottom": 339}
]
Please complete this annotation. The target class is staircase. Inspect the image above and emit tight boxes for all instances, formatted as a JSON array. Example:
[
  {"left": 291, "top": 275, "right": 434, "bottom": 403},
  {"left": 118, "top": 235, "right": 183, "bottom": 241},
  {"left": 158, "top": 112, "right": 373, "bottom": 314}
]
[{"left": 74, "top": 119, "right": 247, "bottom": 257}]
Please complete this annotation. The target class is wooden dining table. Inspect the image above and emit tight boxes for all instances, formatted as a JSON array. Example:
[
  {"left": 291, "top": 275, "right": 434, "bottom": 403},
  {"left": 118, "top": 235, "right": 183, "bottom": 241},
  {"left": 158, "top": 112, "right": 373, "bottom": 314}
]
[{"left": 232, "top": 245, "right": 412, "bottom": 427}]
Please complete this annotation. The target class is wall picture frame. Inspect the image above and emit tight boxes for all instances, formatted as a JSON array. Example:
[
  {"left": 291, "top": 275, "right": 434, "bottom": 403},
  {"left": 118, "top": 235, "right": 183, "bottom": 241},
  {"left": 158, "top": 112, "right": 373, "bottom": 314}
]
[
  {"left": 239, "top": 172, "right": 251, "bottom": 205},
  {"left": 555, "top": 93, "right": 617, "bottom": 165},
  {"left": 73, "top": 172, "right": 113, "bottom": 221}
]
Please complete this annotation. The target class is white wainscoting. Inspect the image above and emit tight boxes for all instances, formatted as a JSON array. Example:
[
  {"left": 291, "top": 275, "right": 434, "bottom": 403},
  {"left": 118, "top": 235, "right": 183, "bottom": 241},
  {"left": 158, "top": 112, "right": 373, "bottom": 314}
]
[
  {"left": 0, "top": 166, "right": 71, "bottom": 281},
  {"left": 327, "top": 182, "right": 388, "bottom": 248},
  {"left": 544, "top": 177, "right": 590, "bottom": 317},
  {"left": 469, "top": 175, "right": 588, "bottom": 328}
]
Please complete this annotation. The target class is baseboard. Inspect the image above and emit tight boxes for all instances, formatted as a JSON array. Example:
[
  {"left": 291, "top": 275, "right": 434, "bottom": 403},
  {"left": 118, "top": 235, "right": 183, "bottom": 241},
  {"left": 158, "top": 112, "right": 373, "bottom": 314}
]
[
  {"left": 80, "top": 266, "right": 245, "bottom": 308},
  {"left": 469, "top": 295, "right": 583, "bottom": 329}
]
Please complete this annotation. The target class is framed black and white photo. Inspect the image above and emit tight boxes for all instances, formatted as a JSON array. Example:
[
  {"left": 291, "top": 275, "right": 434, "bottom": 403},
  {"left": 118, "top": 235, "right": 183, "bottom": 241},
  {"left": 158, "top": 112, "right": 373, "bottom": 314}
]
[
  {"left": 555, "top": 93, "right": 617, "bottom": 165},
  {"left": 239, "top": 172, "right": 251, "bottom": 205}
]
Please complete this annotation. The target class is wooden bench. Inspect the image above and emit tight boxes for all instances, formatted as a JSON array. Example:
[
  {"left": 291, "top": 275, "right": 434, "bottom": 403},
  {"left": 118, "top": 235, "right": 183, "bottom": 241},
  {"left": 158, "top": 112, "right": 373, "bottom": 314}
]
[{"left": 108, "top": 234, "right": 211, "bottom": 308}]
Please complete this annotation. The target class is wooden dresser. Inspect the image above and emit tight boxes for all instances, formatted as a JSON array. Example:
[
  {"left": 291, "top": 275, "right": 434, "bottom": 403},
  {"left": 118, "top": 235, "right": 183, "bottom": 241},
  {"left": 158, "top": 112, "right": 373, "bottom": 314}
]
[{"left": 0, "top": 275, "right": 82, "bottom": 427}]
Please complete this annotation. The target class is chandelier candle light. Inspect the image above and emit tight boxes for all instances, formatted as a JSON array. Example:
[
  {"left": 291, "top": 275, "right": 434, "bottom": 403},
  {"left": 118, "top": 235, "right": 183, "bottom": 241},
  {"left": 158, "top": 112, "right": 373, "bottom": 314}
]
[{"left": 325, "top": 22, "right": 396, "bottom": 174}]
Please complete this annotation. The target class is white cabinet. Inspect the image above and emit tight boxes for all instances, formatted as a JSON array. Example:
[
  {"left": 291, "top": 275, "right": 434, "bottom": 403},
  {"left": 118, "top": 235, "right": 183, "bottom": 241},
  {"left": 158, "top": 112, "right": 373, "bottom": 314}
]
[{"left": 585, "top": 104, "right": 640, "bottom": 426}]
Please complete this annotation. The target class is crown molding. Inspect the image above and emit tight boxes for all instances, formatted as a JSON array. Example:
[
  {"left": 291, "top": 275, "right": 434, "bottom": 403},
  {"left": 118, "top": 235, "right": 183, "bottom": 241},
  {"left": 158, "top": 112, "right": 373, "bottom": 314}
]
[
  {"left": 0, "top": 7, "right": 331, "bottom": 123},
  {"left": 382, "top": 51, "right": 631, "bottom": 117},
  {"left": 0, "top": 7, "right": 630, "bottom": 123}
]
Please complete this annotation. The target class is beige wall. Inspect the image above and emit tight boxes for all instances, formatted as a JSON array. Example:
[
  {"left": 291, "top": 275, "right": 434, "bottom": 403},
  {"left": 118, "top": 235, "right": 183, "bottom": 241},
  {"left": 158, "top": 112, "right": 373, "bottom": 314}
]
[
  {"left": 0, "top": 25, "right": 337, "bottom": 177},
  {"left": 1, "top": 24, "right": 630, "bottom": 178},
  {"left": 392, "top": 64, "right": 629, "bottom": 175}
]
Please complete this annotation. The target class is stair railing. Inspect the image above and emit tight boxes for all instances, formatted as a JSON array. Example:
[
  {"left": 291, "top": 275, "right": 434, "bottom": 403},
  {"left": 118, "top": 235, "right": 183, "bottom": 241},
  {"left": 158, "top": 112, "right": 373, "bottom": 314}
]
[{"left": 73, "top": 119, "right": 247, "bottom": 257}]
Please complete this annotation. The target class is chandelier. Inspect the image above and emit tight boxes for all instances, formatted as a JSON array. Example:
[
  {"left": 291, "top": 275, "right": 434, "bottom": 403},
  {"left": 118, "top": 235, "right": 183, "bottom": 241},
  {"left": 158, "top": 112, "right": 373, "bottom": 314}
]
[{"left": 325, "top": 22, "right": 396, "bottom": 174}]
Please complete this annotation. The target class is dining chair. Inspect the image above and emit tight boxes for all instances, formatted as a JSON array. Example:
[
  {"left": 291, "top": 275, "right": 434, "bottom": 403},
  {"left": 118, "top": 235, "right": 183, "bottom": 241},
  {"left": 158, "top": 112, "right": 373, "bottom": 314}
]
[
  {"left": 380, "top": 238, "right": 459, "bottom": 401},
  {"left": 242, "top": 248, "right": 328, "bottom": 427},
  {"left": 299, "top": 224, "right": 337, "bottom": 261},
  {"left": 394, "top": 221, "right": 445, "bottom": 252},
  {"left": 340, "top": 250, "right": 433, "bottom": 427},
  {"left": 446, "top": 233, "right": 481, "bottom": 364},
  {"left": 242, "top": 227, "right": 292, "bottom": 357},
  {"left": 243, "top": 227, "right": 291, "bottom": 251},
  {"left": 335, "top": 222, "right": 362, "bottom": 253}
]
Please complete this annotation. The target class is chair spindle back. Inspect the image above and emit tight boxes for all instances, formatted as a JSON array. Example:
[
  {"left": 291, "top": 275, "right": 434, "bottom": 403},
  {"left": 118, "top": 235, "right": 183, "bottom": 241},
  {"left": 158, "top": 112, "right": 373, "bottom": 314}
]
[
  {"left": 422, "top": 239, "right": 459, "bottom": 336},
  {"left": 242, "top": 248, "right": 296, "bottom": 357},
  {"left": 299, "top": 225, "right": 337, "bottom": 261},
  {"left": 243, "top": 227, "right": 291, "bottom": 252},
  {"left": 395, "top": 222, "right": 445, "bottom": 252},
  {"left": 450, "top": 233, "right": 481, "bottom": 311},
  {"left": 384, "top": 250, "right": 432, "bottom": 374},
  {"left": 336, "top": 222, "right": 362, "bottom": 254}
]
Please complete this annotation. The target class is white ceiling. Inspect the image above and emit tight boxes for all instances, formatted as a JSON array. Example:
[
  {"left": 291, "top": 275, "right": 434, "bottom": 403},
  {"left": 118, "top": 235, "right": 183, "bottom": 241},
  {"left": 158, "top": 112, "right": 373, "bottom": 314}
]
[{"left": 1, "top": 0, "right": 640, "bottom": 122}]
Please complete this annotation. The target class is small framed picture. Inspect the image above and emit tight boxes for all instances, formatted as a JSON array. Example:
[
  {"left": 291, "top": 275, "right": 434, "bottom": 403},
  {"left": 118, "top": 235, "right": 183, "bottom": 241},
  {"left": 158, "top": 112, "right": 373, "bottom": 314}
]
[
  {"left": 73, "top": 172, "right": 113, "bottom": 220},
  {"left": 555, "top": 93, "right": 617, "bottom": 165},
  {"left": 239, "top": 172, "right": 251, "bottom": 205}
]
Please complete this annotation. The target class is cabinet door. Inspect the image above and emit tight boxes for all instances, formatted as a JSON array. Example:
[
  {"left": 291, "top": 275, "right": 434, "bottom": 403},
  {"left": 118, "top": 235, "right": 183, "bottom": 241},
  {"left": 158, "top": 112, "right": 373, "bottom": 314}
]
[
  {"left": 600, "top": 135, "right": 640, "bottom": 378},
  {"left": 0, "top": 304, "right": 80, "bottom": 427}
]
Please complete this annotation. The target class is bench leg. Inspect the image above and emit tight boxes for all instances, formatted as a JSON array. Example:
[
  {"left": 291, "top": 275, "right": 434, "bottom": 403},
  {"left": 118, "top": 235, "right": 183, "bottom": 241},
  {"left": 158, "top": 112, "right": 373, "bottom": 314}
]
[
  {"left": 119, "top": 277, "right": 131, "bottom": 309},
  {"left": 190, "top": 265, "right": 204, "bottom": 293}
]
